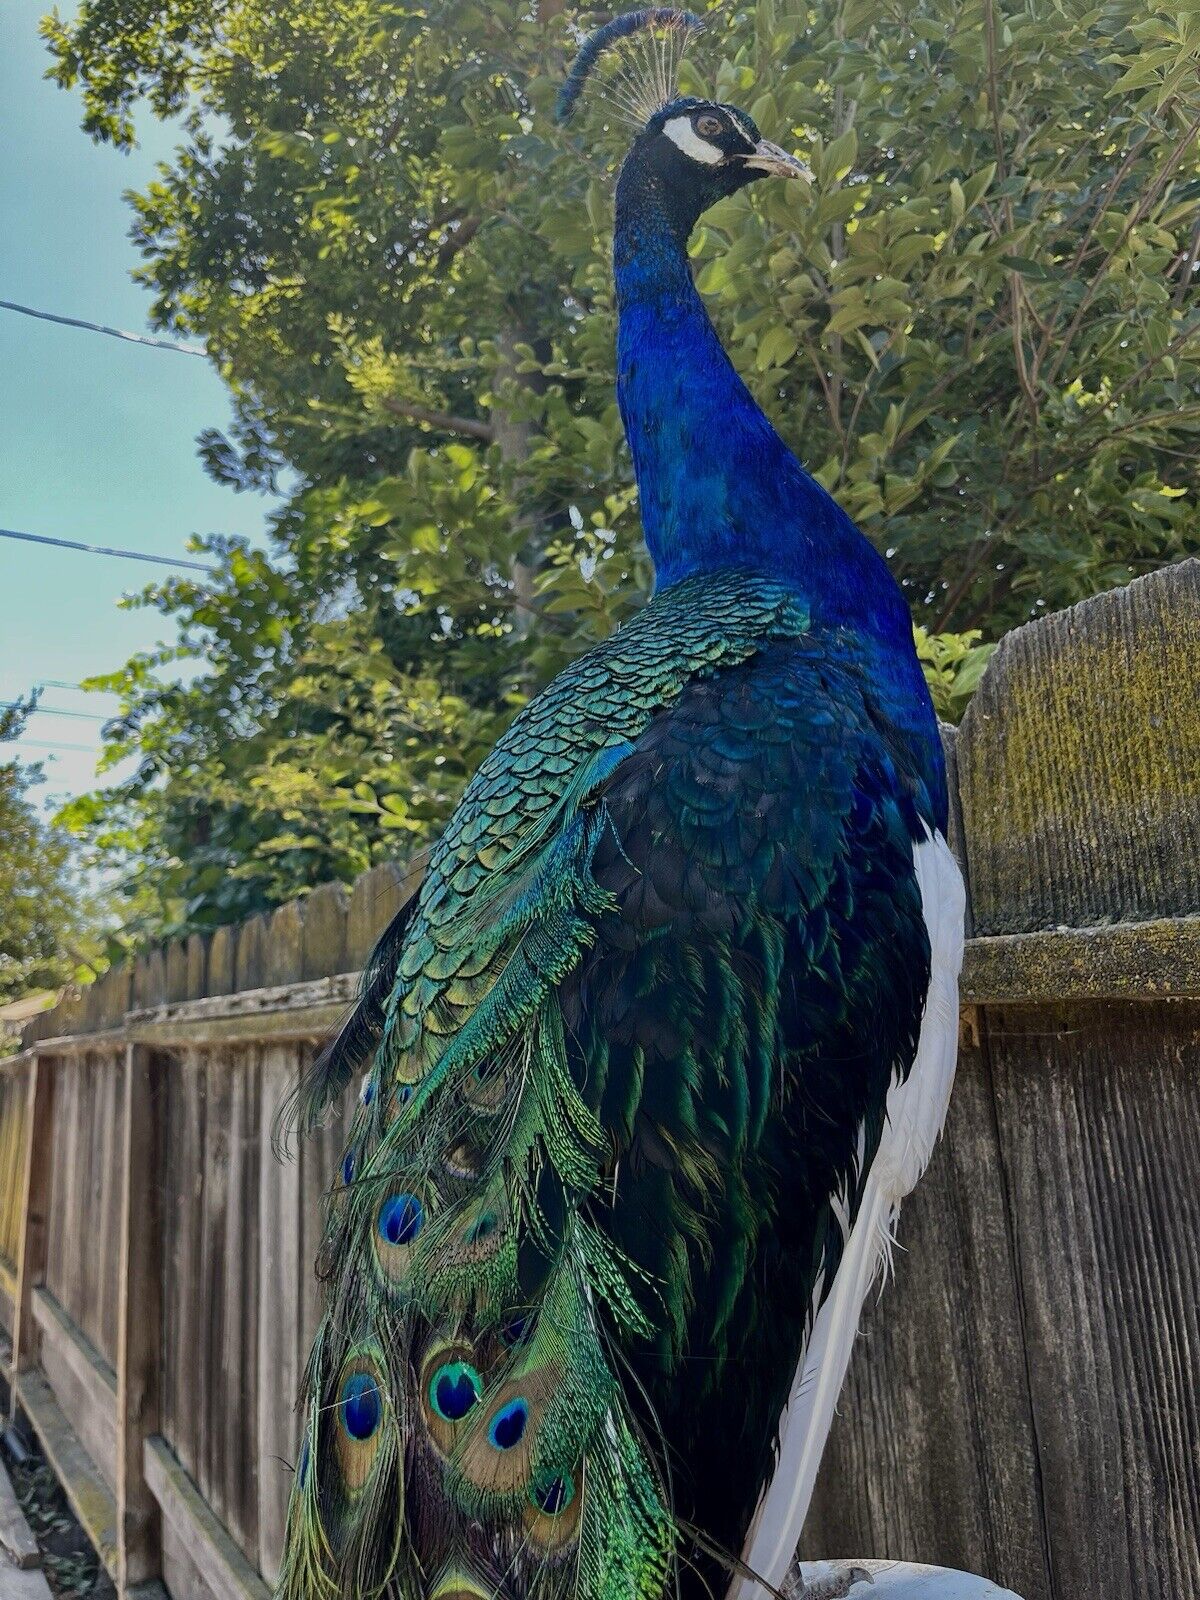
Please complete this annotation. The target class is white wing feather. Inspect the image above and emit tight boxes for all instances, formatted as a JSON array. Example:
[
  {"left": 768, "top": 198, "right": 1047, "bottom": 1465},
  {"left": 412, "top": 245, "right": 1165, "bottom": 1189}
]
[{"left": 730, "top": 827, "right": 965, "bottom": 1600}]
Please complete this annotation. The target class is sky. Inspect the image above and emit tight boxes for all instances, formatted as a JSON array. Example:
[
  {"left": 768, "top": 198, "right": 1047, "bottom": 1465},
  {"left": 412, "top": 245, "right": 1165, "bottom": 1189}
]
[{"left": 0, "top": 0, "right": 278, "bottom": 809}]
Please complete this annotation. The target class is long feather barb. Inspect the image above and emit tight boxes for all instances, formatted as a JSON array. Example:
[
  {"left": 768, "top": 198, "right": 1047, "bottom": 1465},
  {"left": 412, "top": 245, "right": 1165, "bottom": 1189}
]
[{"left": 555, "top": 9, "right": 703, "bottom": 124}]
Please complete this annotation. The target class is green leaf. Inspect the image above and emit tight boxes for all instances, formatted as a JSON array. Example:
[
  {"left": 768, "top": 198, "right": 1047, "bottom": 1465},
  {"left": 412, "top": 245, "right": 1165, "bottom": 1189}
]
[
  {"left": 819, "top": 127, "right": 858, "bottom": 186},
  {"left": 756, "top": 325, "right": 799, "bottom": 369}
]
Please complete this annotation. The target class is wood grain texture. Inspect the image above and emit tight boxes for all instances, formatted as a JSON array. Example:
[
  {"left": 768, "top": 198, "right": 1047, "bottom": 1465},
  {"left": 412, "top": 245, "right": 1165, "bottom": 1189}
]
[
  {"left": 256, "top": 1046, "right": 303, "bottom": 1585},
  {"left": 208, "top": 928, "right": 236, "bottom": 998},
  {"left": 161, "top": 1049, "right": 206, "bottom": 1497},
  {"left": 145, "top": 1436, "right": 270, "bottom": 1600},
  {"left": 143, "top": 950, "right": 168, "bottom": 1011},
  {"left": 0, "top": 1066, "right": 30, "bottom": 1281},
  {"left": 166, "top": 943, "right": 189, "bottom": 1005},
  {"left": 299, "top": 1064, "right": 355, "bottom": 1356},
  {"left": 159, "top": 1049, "right": 268, "bottom": 1568},
  {"left": 45, "top": 1051, "right": 125, "bottom": 1367},
  {"left": 186, "top": 936, "right": 209, "bottom": 1001},
  {"left": 32, "top": 1286, "right": 117, "bottom": 1490},
  {"left": 11, "top": 1055, "right": 56, "bottom": 1385},
  {"left": 264, "top": 904, "right": 303, "bottom": 989},
  {"left": 118, "top": 1044, "right": 165, "bottom": 1588},
  {"left": 958, "top": 558, "right": 1200, "bottom": 934},
  {"left": 220, "top": 1053, "right": 260, "bottom": 1558},
  {"left": 235, "top": 917, "right": 268, "bottom": 995},
  {"left": 961, "top": 916, "right": 1200, "bottom": 1004},
  {"left": 162, "top": 1518, "right": 218, "bottom": 1600},
  {"left": 301, "top": 882, "right": 349, "bottom": 981},
  {"left": 346, "top": 861, "right": 409, "bottom": 967},
  {"left": 17, "top": 1366, "right": 119, "bottom": 1574},
  {"left": 805, "top": 1042, "right": 1051, "bottom": 1599},
  {"left": 986, "top": 1000, "right": 1200, "bottom": 1600}
]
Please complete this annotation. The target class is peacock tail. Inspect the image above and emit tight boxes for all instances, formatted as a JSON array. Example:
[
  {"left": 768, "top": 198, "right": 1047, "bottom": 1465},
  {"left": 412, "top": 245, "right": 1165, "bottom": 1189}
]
[{"left": 279, "top": 575, "right": 809, "bottom": 1600}]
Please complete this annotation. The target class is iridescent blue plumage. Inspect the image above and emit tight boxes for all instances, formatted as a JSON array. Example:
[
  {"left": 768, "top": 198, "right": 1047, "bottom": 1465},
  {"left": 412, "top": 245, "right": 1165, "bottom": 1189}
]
[
  {"left": 278, "top": 21, "right": 963, "bottom": 1600},
  {"left": 612, "top": 98, "right": 945, "bottom": 824}
]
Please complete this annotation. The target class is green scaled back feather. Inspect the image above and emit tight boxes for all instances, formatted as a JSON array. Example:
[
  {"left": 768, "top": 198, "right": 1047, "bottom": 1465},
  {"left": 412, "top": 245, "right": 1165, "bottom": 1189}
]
[{"left": 276, "top": 573, "right": 810, "bottom": 1600}]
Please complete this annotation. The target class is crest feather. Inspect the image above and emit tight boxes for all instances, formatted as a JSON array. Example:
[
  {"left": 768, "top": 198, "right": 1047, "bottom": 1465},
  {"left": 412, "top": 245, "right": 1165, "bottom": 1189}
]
[{"left": 556, "top": 8, "right": 703, "bottom": 126}]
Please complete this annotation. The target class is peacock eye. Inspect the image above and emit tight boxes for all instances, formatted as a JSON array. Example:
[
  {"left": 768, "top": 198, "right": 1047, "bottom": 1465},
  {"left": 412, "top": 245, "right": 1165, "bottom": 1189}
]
[{"left": 696, "top": 113, "right": 723, "bottom": 138}]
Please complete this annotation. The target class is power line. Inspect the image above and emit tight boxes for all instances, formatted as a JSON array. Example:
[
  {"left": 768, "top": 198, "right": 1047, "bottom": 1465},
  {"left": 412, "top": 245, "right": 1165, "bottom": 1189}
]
[
  {"left": 0, "top": 298, "right": 205, "bottom": 357},
  {"left": 7, "top": 737, "right": 99, "bottom": 753},
  {"left": 1, "top": 702, "right": 108, "bottom": 722},
  {"left": 0, "top": 527, "right": 213, "bottom": 573}
]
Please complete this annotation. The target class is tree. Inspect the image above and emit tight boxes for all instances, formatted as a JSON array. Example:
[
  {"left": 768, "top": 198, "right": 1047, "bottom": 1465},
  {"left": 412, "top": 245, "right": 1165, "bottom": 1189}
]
[
  {"left": 0, "top": 703, "right": 103, "bottom": 1007},
  {"left": 45, "top": 0, "right": 1200, "bottom": 935}
]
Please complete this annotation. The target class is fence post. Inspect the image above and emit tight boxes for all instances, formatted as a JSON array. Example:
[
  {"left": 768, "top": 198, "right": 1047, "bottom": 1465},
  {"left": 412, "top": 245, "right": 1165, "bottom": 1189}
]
[
  {"left": 117, "top": 1042, "right": 164, "bottom": 1593},
  {"left": 10, "top": 1053, "right": 55, "bottom": 1403}
]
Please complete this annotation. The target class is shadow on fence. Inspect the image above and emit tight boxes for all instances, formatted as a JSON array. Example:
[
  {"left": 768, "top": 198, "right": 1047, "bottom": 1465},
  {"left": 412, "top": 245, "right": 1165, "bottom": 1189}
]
[{"left": 1, "top": 559, "right": 1197, "bottom": 1600}]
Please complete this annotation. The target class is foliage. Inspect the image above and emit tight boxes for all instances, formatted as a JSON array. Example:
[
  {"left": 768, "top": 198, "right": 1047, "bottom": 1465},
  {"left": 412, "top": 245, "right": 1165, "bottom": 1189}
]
[
  {"left": 0, "top": 703, "right": 106, "bottom": 1007},
  {"left": 43, "top": 0, "right": 1200, "bottom": 935},
  {"left": 913, "top": 627, "right": 996, "bottom": 722}
]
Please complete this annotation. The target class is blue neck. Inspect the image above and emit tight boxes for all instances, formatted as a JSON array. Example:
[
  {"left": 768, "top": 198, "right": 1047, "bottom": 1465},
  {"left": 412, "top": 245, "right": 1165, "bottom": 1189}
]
[{"left": 613, "top": 165, "right": 908, "bottom": 643}]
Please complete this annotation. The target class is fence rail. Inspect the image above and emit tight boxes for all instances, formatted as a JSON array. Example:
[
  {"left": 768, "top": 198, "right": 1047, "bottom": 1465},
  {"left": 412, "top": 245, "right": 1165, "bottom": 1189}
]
[{"left": 2, "top": 559, "right": 1197, "bottom": 1600}]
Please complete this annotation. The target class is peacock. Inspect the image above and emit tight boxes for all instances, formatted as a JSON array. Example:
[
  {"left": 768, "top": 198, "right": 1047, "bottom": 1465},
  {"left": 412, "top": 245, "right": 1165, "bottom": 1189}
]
[{"left": 277, "top": 11, "right": 965, "bottom": 1600}]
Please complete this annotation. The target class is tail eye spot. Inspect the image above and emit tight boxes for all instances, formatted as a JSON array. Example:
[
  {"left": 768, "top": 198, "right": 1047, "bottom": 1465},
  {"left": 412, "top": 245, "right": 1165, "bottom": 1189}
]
[
  {"left": 531, "top": 1469, "right": 574, "bottom": 1516},
  {"left": 465, "top": 1211, "right": 497, "bottom": 1243},
  {"left": 379, "top": 1193, "right": 424, "bottom": 1245},
  {"left": 488, "top": 1398, "right": 529, "bottom": 1450},
  {"left": 429, "top": 1361, "right": 482, "bottom": 1422},
  {"left": 500, "top": 1311, "right": 531, "bottom": 1348},
  {"left": 340, "top": 1373, "right": 382, "bottom": 1440}
]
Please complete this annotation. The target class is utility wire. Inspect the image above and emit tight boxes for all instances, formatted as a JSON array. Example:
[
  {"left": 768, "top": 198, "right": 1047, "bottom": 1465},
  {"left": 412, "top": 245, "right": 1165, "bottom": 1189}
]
[
  {"left": 6, "top": 737, "right": 99, "bottom": 753},
  {"left": 1, "top": 702, "right": 107, "bottom": 722},
  {"left": 0, "top": 298, "right": 205, "bottom": 357},
  {"left": 0, "top": 527, "right": 213, "bottom": 573}
]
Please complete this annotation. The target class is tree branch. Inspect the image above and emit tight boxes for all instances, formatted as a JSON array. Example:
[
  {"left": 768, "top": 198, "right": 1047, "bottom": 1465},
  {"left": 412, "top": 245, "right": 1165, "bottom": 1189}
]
[
  {"left": 1046, "top": 107, "right": 1200, "bottom": 387},
  {"left": 381, "top": 397, "right": 495, "bottom": 443},
  {"left": 1173, "top": 214, "right": 1200, "bottom": 309},
  {"left": 436, "top": 215, "right": 482, "bottom": 269},
  {"left": 1104, "top": 314, "right": 1200, "bottom": 410},
  {"left": 1032, "top": 128, "right": 1151, "bottom": 374}
]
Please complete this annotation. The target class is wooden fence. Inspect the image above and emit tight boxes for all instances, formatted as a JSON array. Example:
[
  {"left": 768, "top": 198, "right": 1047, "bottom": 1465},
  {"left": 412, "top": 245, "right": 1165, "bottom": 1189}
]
[{"left": 1, "top": 559, "right": 1197, "bottom": 1600}]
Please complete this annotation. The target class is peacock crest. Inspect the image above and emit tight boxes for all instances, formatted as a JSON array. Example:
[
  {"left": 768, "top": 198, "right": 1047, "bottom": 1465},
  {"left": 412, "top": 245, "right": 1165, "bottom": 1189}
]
[{"left": 557, "top": 8, "right": 704, "bottom": 128}]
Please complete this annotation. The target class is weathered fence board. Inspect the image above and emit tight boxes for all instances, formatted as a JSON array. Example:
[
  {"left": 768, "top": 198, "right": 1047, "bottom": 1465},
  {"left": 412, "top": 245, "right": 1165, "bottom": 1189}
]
[
  {"left": 117, "top": 1043, "right": 165, "bottom": 1590},
  {"left": 957, "top": 559, "right": 1199, "bottom": 934},
  {"left": 32, "top": 1286, "right": 117, "bottom": 1489},
  {"left": 986, "top": 999, "right": 1200, "bottom": 1600},
  {"left": 0, "top": 1066, "right": 29, "bottom": 1301},
  {"left": 45, "top": 1051, "right": 125, "bottom": 1370},
  {"left": 256, "top": 1046, "right": 304, "bottom": 1586},
  {"left": 0, "top": 558, "right": 1195, "bottom": 1600}
]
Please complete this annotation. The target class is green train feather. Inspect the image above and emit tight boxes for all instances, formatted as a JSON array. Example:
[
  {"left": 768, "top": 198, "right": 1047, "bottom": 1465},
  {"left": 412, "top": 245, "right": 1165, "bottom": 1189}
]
[{"left": 276, "top": 577, "right": 816, "bottom": 1599}]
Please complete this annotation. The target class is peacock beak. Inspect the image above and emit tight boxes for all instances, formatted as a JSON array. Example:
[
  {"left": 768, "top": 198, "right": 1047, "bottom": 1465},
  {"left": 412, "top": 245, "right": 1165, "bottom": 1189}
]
[{"left": 743, "top": 140, "right": 813, "bottom": 182}]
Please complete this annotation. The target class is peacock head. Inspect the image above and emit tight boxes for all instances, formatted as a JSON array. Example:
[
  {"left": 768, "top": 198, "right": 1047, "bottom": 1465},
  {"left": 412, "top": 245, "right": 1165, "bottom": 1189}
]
[
  {"left": 556, "top": 10, "right": 810, "bottom": 237},
  {"left": 630, "top": 95, "right": 810, "bottom": 220}
]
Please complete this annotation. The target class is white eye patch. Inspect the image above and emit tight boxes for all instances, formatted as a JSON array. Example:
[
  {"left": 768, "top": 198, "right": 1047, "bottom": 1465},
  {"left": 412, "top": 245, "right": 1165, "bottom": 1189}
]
[{"left": 662, "top": 115, "right": 723, "bottom": 165}]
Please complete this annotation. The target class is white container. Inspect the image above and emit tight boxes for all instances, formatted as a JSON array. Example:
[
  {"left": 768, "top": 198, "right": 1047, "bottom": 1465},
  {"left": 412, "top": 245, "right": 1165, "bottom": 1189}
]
[{"left": 796, "top": 1562, "right": 1024, "bottom": 1600}]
